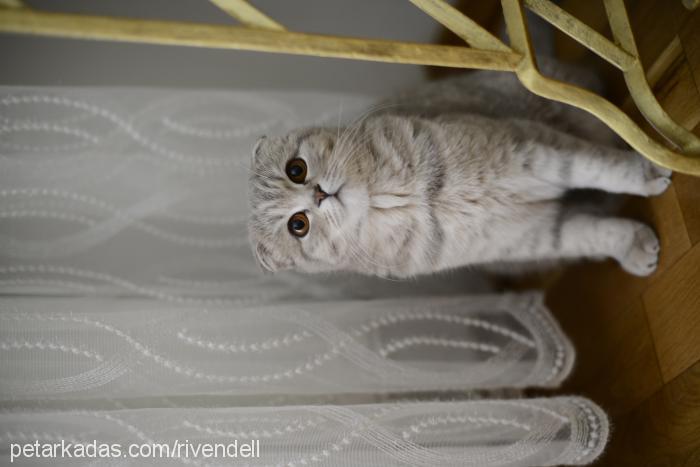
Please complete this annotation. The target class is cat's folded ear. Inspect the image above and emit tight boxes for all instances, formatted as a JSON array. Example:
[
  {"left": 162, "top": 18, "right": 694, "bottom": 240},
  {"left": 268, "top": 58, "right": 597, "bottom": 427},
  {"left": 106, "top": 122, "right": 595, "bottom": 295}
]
[
  {"left": 253, "top": 136, "right": 267, "bottom": 160},
  {"left": 252, "top": 241, "right": 292, "bottom": 274},
  {"left": 252, "top": 241, "right": 275, "bottom": 274}
]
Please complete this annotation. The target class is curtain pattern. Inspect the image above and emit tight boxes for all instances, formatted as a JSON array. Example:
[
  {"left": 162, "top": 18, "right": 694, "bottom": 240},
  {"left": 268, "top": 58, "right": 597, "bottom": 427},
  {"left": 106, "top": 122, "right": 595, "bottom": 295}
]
[{"left": 0, "top": 87, "right": 607, "bottom": 465}]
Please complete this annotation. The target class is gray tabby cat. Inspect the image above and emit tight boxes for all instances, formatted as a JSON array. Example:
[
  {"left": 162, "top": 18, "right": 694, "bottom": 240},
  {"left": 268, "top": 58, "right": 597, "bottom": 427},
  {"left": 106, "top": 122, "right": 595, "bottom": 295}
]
[{"left": 248, "top": 60, "right": 671, "bottom": 278}]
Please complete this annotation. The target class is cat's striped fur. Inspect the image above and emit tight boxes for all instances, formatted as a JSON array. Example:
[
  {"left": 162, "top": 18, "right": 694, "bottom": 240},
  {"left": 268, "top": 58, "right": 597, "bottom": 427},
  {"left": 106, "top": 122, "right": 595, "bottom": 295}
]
[{"left": 248, "top": 60, "right": 670, "bottom": 278}]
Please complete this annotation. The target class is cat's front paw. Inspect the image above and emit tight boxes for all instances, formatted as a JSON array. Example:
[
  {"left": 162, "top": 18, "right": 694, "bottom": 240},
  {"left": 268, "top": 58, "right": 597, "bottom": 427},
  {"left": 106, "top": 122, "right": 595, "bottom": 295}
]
[
  {"left": 642, "top": 159, "right": 672, "bottom": 196},
  {"left": 617, "top": 223, "right": 660, "bottom": 276}
]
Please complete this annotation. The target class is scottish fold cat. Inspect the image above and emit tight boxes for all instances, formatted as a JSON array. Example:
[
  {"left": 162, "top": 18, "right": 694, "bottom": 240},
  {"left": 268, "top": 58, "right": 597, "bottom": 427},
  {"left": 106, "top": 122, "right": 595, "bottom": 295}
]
[{"left": 248, "top": 60, "right": 670, "bottom": 278}]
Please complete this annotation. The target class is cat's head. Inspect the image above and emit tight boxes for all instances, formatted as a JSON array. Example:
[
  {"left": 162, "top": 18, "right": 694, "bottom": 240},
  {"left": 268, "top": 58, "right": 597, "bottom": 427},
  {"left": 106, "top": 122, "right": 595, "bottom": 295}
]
[{"left": 248, "top": 128, "right": 370, "bottom": 273}]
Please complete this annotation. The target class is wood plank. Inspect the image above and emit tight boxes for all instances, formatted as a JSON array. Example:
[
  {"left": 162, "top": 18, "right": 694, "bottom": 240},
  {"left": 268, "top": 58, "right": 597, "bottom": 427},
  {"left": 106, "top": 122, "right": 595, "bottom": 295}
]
[
  {"left": 645, "top": 36, "right": 684, "bottom": 89},
  {"left": 651, "top": 52, "right": 700, "bottom": 134},
  {"left": 673, "top": 173, "right": 700, "bottom": 245},
  {"left": 626, "top": 0, "right": 696, "bottom": 70},
  {"left": 547, "top": 296, "right": 664, "bottom": 415},
  {"left": 596, "top": 359, "right": 700, "bottom": 467},
  {"left": 643, "top": 241, "right": 700, "bottom": 383},
  {"left": 679, "top": 3, "right": 700, "bottom": 96}
]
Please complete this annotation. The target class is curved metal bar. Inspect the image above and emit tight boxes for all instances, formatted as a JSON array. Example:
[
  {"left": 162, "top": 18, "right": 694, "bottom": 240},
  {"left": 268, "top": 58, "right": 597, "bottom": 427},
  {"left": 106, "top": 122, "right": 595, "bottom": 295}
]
[
  {"left": 502, "top": 0, "right": 700, "bottom": 175},
  {"left": 0, "top": 8, "right": 521, "bottom": 70},
  {"left": 208, "top": 0, "right": 285, "bottom": 31},
  {"left": 524, "top": 0, "right": 634, "bottom": 71},
  {"left": 409, "top": 0, "right": 511, "bottom": 51},
  {"left": 604, "top": 0, "right": 700, "bottom": 154}
]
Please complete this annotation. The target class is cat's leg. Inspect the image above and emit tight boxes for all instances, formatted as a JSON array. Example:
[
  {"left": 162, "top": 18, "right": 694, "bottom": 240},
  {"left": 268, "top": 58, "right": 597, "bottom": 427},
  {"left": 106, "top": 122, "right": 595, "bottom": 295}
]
[
  {"left": 491, "top": 203, "right": 661, "bottom": 276},
  {"left": 512, "top": 120, "right": 672, "bottom": 196},
  {"left": 552, "top": 213, "right": 660, "bottom": 276}
]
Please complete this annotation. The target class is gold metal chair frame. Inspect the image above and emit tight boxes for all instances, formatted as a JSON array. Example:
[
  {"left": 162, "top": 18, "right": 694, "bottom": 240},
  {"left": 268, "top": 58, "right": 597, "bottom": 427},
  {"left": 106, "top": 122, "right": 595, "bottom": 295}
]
[{"left": 1, "top": 0, "right": 699, "bottom": 175}]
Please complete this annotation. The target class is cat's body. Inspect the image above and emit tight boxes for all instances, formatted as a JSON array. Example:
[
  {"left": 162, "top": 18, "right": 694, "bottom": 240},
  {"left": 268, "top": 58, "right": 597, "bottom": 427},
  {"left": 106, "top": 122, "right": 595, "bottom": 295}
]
[{"left": 248, "top": 60, "right": 671, "bottom": 278}]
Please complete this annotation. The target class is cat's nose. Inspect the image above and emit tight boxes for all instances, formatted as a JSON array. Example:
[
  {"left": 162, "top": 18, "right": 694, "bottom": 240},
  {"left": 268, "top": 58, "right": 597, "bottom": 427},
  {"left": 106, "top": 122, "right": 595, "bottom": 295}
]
[{"left": 314, "top": 185, "right": 329, "bottom": 206}]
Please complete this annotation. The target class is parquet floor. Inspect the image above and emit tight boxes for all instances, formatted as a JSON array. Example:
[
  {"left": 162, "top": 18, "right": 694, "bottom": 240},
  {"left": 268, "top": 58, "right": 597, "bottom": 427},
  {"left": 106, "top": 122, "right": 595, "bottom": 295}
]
[{"left": 544, "top": 1, "right": 700, "bottom": 465}]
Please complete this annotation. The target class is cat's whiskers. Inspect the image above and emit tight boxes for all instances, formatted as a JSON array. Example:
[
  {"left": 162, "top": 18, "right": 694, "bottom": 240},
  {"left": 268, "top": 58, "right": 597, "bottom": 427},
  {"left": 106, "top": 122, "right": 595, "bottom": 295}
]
[
  {"left": 335, "top": 100, "right": 343, "bottom": 147},
  {"left": 326, "top": 102, "right": 402, "bottom": 180},
  {"left": 325, "top": 206, "right": 410, "bottom": 281},
  {"left": 327, "top": 109, "right": 406, "bottom": 188},
  {"left": 325, "top": 131, "right": 375, "bottom": 189}
]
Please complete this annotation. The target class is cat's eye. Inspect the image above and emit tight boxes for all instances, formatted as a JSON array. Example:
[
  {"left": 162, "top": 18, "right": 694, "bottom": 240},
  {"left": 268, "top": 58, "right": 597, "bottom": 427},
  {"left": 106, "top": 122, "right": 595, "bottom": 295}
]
[
  {"left": 288, "top": 212, "right": 309, "bottom": 237},
  {"left": 285, "top": 158, "right": 307, "bottom": 184}
]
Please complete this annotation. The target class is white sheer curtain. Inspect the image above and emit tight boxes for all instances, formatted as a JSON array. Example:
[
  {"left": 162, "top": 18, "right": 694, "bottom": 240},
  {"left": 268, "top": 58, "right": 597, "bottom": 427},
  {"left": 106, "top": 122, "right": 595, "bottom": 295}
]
[{"left": 0, "top": 87, "right": 607, "bottom": 465}]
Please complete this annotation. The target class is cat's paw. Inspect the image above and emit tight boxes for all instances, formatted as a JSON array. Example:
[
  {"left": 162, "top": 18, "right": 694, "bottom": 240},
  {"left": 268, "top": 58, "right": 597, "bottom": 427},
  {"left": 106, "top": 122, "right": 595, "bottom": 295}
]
[
  {"left": 642, "top": 159, "right": 672, "bottom": 196},
  {"left": 618, "top": 223, "right": 660, "bottom": 276}
]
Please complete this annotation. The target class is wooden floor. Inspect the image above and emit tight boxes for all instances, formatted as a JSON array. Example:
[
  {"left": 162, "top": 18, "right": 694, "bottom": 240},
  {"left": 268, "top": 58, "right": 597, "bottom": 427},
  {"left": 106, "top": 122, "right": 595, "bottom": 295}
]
[
  {"left": 543, "top": 1, "right": 700, "bottom": 465},
  {"left": 546, "top": 178, "right": 700, "bottom": 467},
  {"left": 443, "top": 1, "right": 700, "bottom": 465}
]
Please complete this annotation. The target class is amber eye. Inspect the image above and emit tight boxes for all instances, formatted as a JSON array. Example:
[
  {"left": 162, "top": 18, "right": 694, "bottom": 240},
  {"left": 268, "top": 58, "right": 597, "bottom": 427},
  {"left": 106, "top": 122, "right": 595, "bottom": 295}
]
[
  {"left": 288, "top": 212, "right": 310, "bottom": 237},
  {"left": 285, "top": 158, "right": 307, "bottom": 184}
]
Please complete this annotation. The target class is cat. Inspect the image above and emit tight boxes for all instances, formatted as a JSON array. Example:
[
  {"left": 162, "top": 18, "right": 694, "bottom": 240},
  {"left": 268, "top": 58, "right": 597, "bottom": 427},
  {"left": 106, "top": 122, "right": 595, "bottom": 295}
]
[{"left": 248, "top": 59, "right": 671, "bottom": 279}]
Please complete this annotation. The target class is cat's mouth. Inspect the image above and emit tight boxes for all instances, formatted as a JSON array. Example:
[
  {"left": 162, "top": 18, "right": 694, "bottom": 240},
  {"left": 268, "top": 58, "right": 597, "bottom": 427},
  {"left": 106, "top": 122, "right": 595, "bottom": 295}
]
[{"left": 316, "top": 183, "right": 345, "bottom": 208}]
